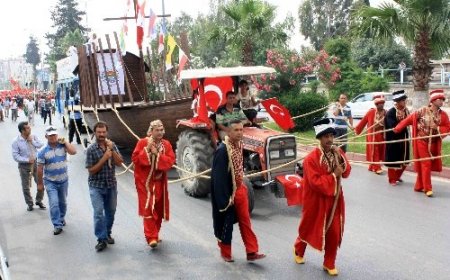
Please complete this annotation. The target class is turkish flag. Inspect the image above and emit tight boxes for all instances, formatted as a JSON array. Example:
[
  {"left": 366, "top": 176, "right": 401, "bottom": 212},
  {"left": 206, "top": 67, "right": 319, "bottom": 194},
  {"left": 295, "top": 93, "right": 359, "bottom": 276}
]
[
  {"left": 177, "top": 49, "right": 189, "bottom": 81},
  {"left": 191, "top": 81, "right": 209, "bottom": 124},
  {"left": 261, "top": 98, "right": 295, "bottom": 130},
  {"left": 203, "top": 77, "right": 233, "bottom": 111},
  {"left": 276, "top": 174, "right": 303, "bottom": 206},
  {"left": 136, "top": 0, "right": 146, "bottom": 49}
]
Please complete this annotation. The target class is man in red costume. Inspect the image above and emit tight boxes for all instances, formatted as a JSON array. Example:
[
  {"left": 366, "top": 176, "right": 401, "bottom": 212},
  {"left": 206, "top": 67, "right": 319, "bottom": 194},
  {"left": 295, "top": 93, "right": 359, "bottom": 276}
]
[
  {"left": 354, "top": 95, "right": 386, "bottom": 174},
  {"left": 293, "top": 118, "right": 351, "bottom": 276},
  {"left": 394, "top": 89, "right": 450, "bottom": 197},
  {"left": 132, "top": 119, "right": 175, "bottom": 247},
  {"left": 211, "top": 120, "right": 266, "bottom": 262}
]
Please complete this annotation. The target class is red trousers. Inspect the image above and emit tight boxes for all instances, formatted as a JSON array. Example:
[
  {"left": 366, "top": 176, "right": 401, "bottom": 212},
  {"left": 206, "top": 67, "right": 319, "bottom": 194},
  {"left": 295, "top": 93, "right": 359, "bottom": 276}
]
[
  {"left": 387, "top": 166, "right": 406, "bottom": 184},
  {"left": 219, "top": 185, "right": 259, "bottom": 257},
  {"left": 368, "top": 142, "right": 384, "bottom": 172},
  {"left": 143, "top": 190, "right": 164, "bottom": 242},
  {"left": 414, "top": 140, "right": 438, "bottom": 192},
  {"left": 294, "top": 208, "right": 341, "bottom": 269}
]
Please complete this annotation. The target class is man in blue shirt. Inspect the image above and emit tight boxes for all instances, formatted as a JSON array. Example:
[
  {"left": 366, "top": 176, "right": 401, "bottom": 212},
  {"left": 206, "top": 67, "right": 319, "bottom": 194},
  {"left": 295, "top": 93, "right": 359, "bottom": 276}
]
[
  {"left": 85, "top": 121, "right": 123, "bottom": 252},
  {"left": 12, "top": 121, "right": 45, "bottom": 211},
  {"left": 37, "top": 126, "right": 77, "bottom": 235},
  {"left": 331, "top": 93, "right": 354, "bottom": 153}
]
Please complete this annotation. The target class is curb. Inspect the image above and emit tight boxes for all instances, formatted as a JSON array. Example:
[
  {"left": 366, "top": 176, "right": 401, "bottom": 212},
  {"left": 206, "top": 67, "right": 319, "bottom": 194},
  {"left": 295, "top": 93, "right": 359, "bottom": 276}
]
[{"left": 297, "top": 145, "right": 450, "bottom": 180}]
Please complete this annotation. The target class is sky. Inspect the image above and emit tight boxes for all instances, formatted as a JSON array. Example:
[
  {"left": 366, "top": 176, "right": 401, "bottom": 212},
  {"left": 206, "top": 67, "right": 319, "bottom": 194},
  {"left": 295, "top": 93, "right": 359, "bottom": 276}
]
[{"left": 0, "top": 0, "right": 385, "bottom": 60}]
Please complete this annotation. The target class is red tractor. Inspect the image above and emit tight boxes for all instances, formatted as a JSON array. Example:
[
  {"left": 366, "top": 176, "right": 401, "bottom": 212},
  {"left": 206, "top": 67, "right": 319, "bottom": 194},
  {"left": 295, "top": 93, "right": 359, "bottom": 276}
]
[{"left": 175, "top": 66, "right": 300, "bottom": 212}]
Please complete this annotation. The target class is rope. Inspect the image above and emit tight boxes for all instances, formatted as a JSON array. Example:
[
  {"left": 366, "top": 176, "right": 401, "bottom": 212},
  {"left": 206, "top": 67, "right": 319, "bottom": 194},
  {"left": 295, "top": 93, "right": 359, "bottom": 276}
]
[
  {"left": 292, "top": 105, "right": 331, "bottom": 120},
  {"left": 123, "top": 63, "right": 144, "bottom": 101},
  {"left": 335, "top": 131, "right": 450, "bottom": 145},
  {"left": 111, "top": 108, "right": 141, "bottom": 140},
  {"left": 172, "top": 164, "right": 210, "bottom": 179},
  {"left": 350, "top": 153, "right": 450, "bottom": 165},
  {"left": 116, "top": 162, "right": 135, "bottom": 175},
  {"left": 168, "top": 168, "right": 212, "bottom": 184}
]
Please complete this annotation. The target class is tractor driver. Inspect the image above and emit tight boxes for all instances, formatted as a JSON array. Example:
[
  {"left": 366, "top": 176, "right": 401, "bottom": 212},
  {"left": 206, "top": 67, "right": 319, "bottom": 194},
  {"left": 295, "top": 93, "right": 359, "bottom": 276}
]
[{"left": 216, "top": 91, "right": 251, "bottom": 140}]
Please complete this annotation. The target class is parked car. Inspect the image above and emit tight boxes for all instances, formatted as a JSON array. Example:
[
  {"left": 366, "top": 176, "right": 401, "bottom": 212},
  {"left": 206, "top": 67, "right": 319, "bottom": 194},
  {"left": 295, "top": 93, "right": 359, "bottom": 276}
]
[
  {"left": 347, "top": 92, "right": 394, "bottom": 118},
  {"left": 0, "top": 220, "right": 10, "bottom": 280}
]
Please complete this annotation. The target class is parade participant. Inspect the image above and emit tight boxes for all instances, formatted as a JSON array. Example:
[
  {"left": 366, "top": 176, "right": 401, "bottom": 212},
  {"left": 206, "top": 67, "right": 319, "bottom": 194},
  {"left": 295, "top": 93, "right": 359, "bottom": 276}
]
[
  {"left": 237, "top": 80, "right": 259, "bottom": 124},
  {"left": 385, "top": 90, "right": 410, "bottom": 186},
  {"left": 131, "top": 120, "right": 175, "bottom": 248},
  {"left": 354, "top": 95, "right": 386, "bottom": 174},
  {"left": 211, "top": 120, "right": 266, "bottom": 262},
  {"left": 0, "top": 99, "right": 4, "bottom": 121},
  {"left": 394, "top": 89, "right": 450, "bottom": 197},
  {"left": 26, "top": 97, "right": 35, "bottom": 126},
  {"left": 37, "top": 126, "right": 77, "bottom": 235},
  {"left": 85, "top": 121, "right": 123, "bottom": 251},
  {"left": 331, "top": 93, "right": 354, "bottom": 152},
  {"left": 216, "top": 91, "right": 251, "bottom": 140},
  {"left": 43, "top": 97, "right": 52, "bottom": 125},
  {"left": 293, "top": 118, "right": 351, "bottom": 276},
  {"left": 67, "top": 98, "right": 82, "bottom": 144},
  {"left": 4, "top": 97, "right": 10, "bottom": 118},
  {"left": 10, "top": 98, "right": 18, "bottom": 122},
  {"left": 11, "top": 121, "right": 46, "bottom": 211}
]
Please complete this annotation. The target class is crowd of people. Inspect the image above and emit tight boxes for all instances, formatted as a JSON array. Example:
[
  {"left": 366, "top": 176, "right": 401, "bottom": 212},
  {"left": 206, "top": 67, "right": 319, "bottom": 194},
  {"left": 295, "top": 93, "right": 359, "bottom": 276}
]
[
  {"left": 7, "top": 84, "right": 450, "bottom": 277},
  {"left": 344, "top": 89, "right": 449, "bottom": 197}
]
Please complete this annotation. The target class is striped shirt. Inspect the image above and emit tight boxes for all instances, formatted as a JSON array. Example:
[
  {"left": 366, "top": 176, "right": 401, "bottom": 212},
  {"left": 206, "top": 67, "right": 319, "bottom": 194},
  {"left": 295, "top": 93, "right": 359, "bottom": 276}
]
[
  {"left": 37, "top": 143, "right": 68, "bottom": 183},
  {"left": 331, "top": 103, "right": 352, "bottom": 129}
]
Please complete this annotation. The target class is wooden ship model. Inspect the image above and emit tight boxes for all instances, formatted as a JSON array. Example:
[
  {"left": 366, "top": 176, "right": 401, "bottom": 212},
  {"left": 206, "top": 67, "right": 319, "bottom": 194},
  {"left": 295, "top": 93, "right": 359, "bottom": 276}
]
[{"left": 74, "top": 33, "right": 193, "bottom": 148}]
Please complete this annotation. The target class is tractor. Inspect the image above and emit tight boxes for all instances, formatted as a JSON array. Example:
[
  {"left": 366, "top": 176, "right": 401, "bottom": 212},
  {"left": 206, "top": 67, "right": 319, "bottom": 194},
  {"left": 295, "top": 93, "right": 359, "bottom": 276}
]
[{"left": 175, "top": 66, "right": 301, "bottom": 212}]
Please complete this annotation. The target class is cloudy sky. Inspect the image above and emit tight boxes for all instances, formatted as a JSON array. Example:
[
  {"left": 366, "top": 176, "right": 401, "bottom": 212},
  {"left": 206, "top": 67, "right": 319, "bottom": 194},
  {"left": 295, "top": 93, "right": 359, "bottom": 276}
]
[{"left": 0, "top": 0, "right": 385, "bottom": 59}]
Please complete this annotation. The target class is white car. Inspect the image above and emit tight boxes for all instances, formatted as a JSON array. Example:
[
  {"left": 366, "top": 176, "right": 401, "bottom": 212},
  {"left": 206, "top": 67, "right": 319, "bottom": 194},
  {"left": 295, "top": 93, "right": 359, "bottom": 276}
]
[{"left": 347, "top": 92, "right": 394, "bottom": 119}]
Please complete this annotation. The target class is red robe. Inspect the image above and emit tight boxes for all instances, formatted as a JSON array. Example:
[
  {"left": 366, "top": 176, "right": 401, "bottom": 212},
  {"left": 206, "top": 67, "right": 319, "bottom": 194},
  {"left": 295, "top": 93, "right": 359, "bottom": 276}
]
[
  {"left": 298, "top": 147, "right": 351, "bottom": 251},
  {"left": 394, "top": 107, "right": 450, "bottom": 172},
  {"left": 132, "top": 138, "right": 175, "bottom": 220},
  {"left": 355, "top": 108, "right": 386, "bottom": 164}
]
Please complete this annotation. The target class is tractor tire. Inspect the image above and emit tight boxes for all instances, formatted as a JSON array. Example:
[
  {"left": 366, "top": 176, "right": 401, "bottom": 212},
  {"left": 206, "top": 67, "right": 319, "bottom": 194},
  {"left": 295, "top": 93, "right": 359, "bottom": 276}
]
[
  {"left": 176, "top": 129, "right": 214, "bottom": 198},
  {"left": 244, "top": 178, "right": 255, "bottom": 214}
]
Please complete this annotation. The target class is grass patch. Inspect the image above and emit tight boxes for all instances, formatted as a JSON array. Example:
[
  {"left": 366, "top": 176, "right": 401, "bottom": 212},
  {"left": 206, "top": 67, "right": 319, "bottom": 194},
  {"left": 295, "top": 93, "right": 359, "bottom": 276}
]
[{"left": 263, "top": 122, "right": 450, "bottom": 167}]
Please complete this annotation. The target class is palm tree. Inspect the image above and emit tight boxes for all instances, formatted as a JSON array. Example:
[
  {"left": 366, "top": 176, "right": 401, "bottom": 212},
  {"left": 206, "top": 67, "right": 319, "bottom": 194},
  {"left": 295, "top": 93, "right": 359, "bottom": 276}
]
[
  {"left": 212, "top": 0, "right": 289, "bottom": 65},
  {"left": 352, "top": 0, "right": 450, "bottom": 108}
]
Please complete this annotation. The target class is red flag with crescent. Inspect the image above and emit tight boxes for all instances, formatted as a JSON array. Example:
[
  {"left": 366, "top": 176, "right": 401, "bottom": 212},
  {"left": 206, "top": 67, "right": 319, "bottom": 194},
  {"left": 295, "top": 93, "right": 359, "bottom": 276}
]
[
  {"left": 276, "top": 174, "right": 303, "bottom": 206},
  {"left": 261, "top": 98, "right": 295, "bottom": 130},
  {"left": 203, "top": 77, "right": 233, "bottom": 111}
]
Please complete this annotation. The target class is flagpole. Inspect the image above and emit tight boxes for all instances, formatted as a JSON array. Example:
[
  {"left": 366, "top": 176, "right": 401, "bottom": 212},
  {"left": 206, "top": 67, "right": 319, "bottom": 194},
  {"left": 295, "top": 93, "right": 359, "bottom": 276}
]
[{"left": 161, "top": 0, "right": 167, "bottom": 100}]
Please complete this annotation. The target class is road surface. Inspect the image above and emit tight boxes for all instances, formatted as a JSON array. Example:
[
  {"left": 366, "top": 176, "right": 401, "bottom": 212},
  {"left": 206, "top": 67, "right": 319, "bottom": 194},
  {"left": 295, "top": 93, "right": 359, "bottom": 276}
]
[{"left": 0, "top": 112, "right": 449, "bottom": 279}]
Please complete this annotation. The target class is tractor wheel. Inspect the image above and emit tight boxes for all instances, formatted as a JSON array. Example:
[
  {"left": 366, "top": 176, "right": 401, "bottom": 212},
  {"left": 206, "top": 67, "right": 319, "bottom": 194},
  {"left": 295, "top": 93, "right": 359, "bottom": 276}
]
[
  {"left": 176, "top": 129, "right": 214, "bottom": 198},
  {"left": 244, "top": 178, "right": 255, "bottom": 214}
]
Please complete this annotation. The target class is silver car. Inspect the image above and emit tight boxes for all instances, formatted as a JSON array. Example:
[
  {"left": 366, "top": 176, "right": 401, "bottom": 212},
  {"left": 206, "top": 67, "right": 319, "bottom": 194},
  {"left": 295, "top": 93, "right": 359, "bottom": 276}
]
[
  {"left": 0, "top": 219, "right": 10, "bottom": 280},
  {"left": 347, "top": 92, "right": 394, "bottom": 119}
]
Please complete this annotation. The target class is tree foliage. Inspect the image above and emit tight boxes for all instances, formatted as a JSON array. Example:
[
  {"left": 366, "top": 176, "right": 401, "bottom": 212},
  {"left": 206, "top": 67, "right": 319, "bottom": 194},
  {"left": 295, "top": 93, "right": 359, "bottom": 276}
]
[
  {"left": 25, "top": 36, "right": 41, "bottom": 68},
  {"left": 213, "top": 0, "right": 292, "bottom": 65},
  {"left": 351, "top": 38, "right": 412, "bottom": 70},
  {"left": 352, "top": 0, "right": 450, "bottom": 107},
  {"left": 298, "top": 0, "right": 354, "bottom": 50},
  {"left": 45, "top": 0, "right": 88, "bottom": 71},
  {"left": 324, "top": 38, "right": 389, "bottom": 100},
  {"left": 24, "top": 36, "right": 41, "bottom": 85}
]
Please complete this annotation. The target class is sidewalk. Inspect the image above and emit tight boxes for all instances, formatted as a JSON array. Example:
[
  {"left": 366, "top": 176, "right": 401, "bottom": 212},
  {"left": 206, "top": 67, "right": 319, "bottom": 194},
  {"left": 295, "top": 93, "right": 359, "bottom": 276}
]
[{"left": 298, "top": 144, "right": 450, "bottom": 180}]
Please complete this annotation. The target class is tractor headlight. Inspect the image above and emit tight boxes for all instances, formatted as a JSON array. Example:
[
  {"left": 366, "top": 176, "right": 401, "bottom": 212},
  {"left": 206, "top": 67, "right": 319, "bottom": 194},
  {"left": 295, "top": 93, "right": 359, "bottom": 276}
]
[
  {"left": 284, "top": 149, "right": 295, "bottom": 157},
  {"left": 270, "top": 150, "right": 280, "bottom": 159}
]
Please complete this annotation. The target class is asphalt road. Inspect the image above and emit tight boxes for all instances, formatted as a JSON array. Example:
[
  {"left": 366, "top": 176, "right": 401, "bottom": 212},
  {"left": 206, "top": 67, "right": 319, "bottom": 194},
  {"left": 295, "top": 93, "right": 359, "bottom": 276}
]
[{"left": 0, "top": 112, "right": 449, "bottom": 280}]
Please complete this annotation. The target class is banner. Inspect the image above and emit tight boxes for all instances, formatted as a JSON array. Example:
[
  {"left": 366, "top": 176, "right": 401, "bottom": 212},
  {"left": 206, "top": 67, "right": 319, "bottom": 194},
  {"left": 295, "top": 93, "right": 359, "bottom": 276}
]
[{"left": 96, "top": 53, "right": 125, "bottom": 96}]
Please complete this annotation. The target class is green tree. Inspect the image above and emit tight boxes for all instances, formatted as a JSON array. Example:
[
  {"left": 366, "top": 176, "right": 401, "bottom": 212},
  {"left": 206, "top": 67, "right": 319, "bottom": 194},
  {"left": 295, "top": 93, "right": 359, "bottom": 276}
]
[
  {"left": 59, "top": 29, "right": 85, "bottom": 55},
  {"left": 352, "top": 0, "right": 450, "bottom": 108},
  {"left": 24, "top": 36, "right": 41, "bottom": 86},
  {"left": 45, "top": 0, "right": 88, "bottom": 71},
  {"left": 324, "top": 38, "right": 389, "bottom": 100},
  {"left": 351, "top": 38, "right": 412, "bottom": 70},
  {"left": 216, "top": 0, "right": 290, "bottom": 65},
  {"left": 298, "top": 0, "right": 354, "bottom": 50}
]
